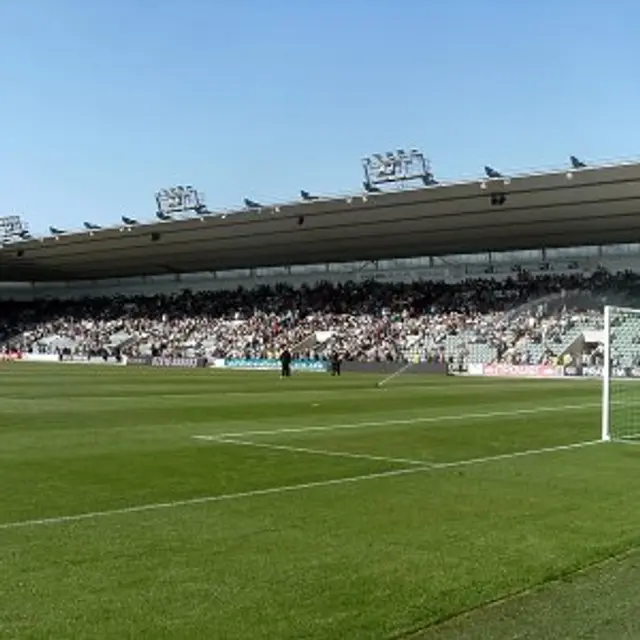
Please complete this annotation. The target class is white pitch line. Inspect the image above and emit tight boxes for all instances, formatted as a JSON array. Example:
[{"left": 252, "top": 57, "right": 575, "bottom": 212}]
[
  {"left": 431, "top": 439, "right": 602, "bottom": 468},
  {"left": 198, "top": 402, "right": 602, "bottom": 440},
  {"left": 198, "top": 436, "right": 428, "bottom": 466},
  {"left": 0, "top": 439, "right": 600, "bottom": 533},
  {"left": 0, "top": 466, "right": 422, "bottom": 533}
]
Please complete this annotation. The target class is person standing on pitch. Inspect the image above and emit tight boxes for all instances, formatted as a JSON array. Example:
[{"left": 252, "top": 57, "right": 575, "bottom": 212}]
[
  {"left": 330, "top": 351, "right": 341, "bottom": 376},
  {"left": 280, "top": 348, "right": 292, "bottom": 378}
]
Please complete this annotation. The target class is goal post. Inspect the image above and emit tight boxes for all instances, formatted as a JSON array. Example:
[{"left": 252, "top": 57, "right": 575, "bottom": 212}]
[
  {"left": 602, "top": 305, "right": 611, "bottom": 442},
  {"left": 602, "top": 304, "right": 640, "bottom": 443}
]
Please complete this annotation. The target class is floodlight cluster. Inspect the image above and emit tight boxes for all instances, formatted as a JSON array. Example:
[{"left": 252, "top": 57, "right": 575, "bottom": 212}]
[
  {"left": 0, "top": 215, "right": 31, "bottom": 246},
  {"left": 0, "top": 153, "right": 591, "bottom": 247},
  {"left": 362, "top": 148, "right": 436, "bottom": 193}
]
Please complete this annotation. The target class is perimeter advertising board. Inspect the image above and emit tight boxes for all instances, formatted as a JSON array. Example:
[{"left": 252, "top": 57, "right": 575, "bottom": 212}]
[
  {"left": 127, "top": 355, "right": 207, "bottom": 368},
  {"left": 579, "top": 365, "right": 640, "bottom": 379},
  {"left": 341, "top": 361, "right": 448, "bottom": 375},
  {"left": 481, "top": 364, "right": 564, "bottom": 378},
  {"left": 223, "top": 358, "right": 327, "bottom": 372},
  {"left": 0, "top": 351, "right": 22, "bottom": 361}
]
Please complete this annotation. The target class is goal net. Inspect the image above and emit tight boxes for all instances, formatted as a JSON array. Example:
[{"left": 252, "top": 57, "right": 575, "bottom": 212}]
[{"left": 602, "top": 305, "right": 640, "bottom": 442}]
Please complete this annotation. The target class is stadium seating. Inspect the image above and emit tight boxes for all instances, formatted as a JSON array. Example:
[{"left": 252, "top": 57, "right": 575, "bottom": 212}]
[{"left": 0, "top": 269, "right": 636, "bottom": 365}]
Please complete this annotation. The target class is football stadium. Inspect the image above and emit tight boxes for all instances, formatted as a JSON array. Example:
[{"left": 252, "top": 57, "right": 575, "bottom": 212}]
[{"left": 4, "top": 156, "right": 640, "bottom": 638}]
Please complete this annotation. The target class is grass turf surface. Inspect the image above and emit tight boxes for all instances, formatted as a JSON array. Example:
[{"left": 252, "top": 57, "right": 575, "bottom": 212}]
[{"left": 1, "top": 365, "right": 640, "bottom": 638}]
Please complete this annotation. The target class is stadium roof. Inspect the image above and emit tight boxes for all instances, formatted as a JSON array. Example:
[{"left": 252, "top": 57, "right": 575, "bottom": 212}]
[{"left": 3, "top": 161, "right": 640, "bottom": 282}]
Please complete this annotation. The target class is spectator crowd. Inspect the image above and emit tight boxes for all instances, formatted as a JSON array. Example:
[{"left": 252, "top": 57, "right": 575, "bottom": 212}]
[{"left": 1, "top": 269, "right": 637, "bottom": 365}]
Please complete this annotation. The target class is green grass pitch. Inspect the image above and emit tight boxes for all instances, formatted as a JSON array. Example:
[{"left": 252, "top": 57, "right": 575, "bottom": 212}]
[{"left": 3, "top": 364, "right": 640, "bottom": 639}]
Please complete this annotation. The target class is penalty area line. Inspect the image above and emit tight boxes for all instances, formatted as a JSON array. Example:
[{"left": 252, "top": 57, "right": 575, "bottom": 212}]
[
  {"left": 0, "top": 439, "right": 601, "bottom": 533},
  {"left": 431, "top": 439, "right": 602, "bottom": 469},
  {"left": 203, "top": 402, "right": 603, "bottom": 440},
  {"left": 195, "top": 436, "right": 429, "bottom": 466}
]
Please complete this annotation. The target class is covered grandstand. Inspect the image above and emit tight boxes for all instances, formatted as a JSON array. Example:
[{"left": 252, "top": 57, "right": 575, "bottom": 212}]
[
  {"left": 3, "top": 160, "right": 640, "bottom": 373},
  {"left": 2, "top": 160, "right": 640, "bottom": 283}
]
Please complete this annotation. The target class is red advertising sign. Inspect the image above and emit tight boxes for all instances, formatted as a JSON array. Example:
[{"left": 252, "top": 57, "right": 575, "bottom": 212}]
[
  {"left": 483, "top": 363, "right": 563, "bottom": 378},
  {"left": 0, "top": 351, "right": 23, "bottom": 362}
]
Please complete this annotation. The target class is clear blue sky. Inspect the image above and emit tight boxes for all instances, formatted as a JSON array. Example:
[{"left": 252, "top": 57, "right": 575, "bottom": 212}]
[{"left": 2, "top": 0, "right": 640, "bottom": 234}]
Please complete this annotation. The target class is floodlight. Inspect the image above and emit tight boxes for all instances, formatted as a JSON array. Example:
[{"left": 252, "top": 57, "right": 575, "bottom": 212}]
[
  {"left": 155, "top": 184, "right": 206, "bottom": 217},
  {"left": 361, "top": 146, "right": 432, "bottom": 190}
]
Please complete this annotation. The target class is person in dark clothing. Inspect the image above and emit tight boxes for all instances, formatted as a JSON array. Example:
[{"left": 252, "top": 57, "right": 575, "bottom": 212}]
[
  {"left": 280, "top": 348, "right": 292, "bottom": 377},
  {"left": 330, "top": 351, "right": 341, "bottom": 376}
]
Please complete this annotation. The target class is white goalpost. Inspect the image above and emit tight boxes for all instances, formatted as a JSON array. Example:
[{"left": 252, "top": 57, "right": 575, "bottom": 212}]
[
  {"left": 602, "top": 305, "right": 612, "bottom": 442},
  {"left": 601, "top": 305, "right": 640, "bottom": 443}
]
